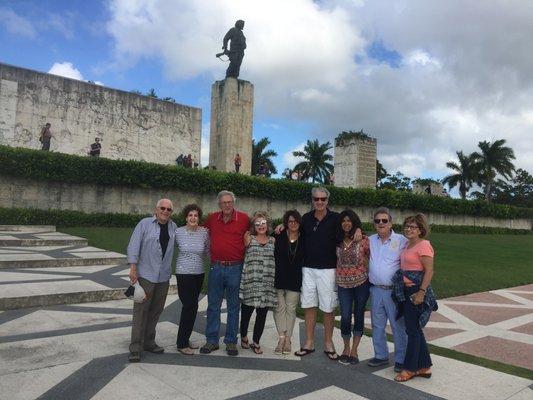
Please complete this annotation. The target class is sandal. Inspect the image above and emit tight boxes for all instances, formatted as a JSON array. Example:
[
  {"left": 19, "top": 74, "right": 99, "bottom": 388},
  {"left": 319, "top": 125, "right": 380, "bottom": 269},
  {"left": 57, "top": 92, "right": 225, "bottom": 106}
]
[
  {"left": 241, "top": 337, "right": 250, "bottom": 349},
  {"left": 416, "top": 368, "right": 432, "bottom": 379},
  {"left": 394, "top": 370, "right": 416, "bottom": 382},
  {"left": 177, "top": 347, "right": 194, "bottom": 355},
  {"left": 250, "top": 342, "right": 263, "bottom": 354},
  {"left": 324, "top": 350, "right": 339, "bottom": 361},
  {"left": 294, "top": 348, "right": 315, "bottom": 357}
]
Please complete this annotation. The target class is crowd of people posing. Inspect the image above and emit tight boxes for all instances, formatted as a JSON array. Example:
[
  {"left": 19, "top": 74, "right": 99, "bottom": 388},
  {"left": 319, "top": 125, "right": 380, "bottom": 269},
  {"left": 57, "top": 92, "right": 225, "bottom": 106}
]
[{"left": 126, "top": 187, "right": 437, "bottom": 383}]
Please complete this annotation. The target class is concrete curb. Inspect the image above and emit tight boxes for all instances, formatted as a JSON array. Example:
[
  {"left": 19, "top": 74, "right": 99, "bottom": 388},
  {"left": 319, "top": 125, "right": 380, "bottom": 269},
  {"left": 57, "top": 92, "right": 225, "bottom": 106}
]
[
  {"left": 0, "top": 238, "right": 88, "bottom": 247},
  {"left": 0, "top": 257, "right": 127, "bottom": 269},
  {"left": 0, "top": 225, "right": 56, "bottom": 232},
  {"left": 0, "top": 285, "right": 178, "bottom": 310}
]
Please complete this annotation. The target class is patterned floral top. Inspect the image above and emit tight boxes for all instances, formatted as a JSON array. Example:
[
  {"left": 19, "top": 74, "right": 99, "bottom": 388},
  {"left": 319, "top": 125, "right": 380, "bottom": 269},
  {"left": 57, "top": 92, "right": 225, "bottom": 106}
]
[
  {"left": 336, "top": 236, "right": 370, "bottom": 288},
  {"left": 240, "top": 236, "right": 278, "bottom": 308}
]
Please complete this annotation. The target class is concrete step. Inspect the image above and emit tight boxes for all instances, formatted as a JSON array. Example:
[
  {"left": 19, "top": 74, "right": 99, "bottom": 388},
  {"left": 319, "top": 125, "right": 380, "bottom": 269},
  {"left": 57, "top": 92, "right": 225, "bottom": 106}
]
[
  {"left": 0, "top": 245, "right": 126, "bottom": 269},
  {"left": 0, "top": 225, "right": 56, "bottom": 232},
  {"left": 0, "top": 230, "right": 88, "bottom": 247},
  {"left": 0, "top": 263, "right": 177, "bottom": 310}
]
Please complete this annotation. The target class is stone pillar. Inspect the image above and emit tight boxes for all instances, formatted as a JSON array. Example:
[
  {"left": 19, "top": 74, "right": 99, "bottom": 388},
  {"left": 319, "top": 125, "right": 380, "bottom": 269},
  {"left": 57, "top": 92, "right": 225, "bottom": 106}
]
[
  {"left": 334, "top": 134, "right": 377, "bottom": 189},
  {"left": 209, "top": 78, "right": 253, "bottom": 174}
]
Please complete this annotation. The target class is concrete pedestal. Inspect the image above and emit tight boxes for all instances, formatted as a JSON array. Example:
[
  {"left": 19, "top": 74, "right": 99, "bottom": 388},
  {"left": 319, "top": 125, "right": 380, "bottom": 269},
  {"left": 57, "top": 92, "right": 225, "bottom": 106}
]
[
  {"left": 209, "top": 78, "right": 253, "bottom": 174},
  {"left": 334, "top": 135, "right": 377, "bottom": 188}
]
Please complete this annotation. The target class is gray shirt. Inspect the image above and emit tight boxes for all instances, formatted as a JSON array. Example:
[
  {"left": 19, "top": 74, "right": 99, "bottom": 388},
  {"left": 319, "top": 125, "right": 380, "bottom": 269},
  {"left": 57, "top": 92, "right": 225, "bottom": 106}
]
[
  {"left": 127, "top": 216, "right": 177, "bottom": 283},
  {"left": 175, "top": 226, "right": 210, "bottom": 275}
]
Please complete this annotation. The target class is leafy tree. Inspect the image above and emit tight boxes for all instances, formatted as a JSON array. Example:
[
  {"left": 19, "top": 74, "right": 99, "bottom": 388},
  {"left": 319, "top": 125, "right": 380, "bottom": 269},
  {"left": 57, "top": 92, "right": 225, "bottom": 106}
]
[
  {"left": 442, "top": 151, "right": 477, "bottom": 199},
  {"left": 251, "top": 137, "right": 278, "bottom": 177},
  {"left": 490, "top": 169, "right": 533, "bottom": 207},
  {"left": 379, "top": 171, "right": 412, "bottom": 191},
  {"left": 472, "top": 139, "right": 515, "bottom": 202},
  {"left": 293, "top": 139, "right": 334, "bottom": 183},
  {"left": 162, "top": 96, "right": 176, "bottom": 103},
  {"left": 376, "top": 159, "right": 389, "bottom": 187}
]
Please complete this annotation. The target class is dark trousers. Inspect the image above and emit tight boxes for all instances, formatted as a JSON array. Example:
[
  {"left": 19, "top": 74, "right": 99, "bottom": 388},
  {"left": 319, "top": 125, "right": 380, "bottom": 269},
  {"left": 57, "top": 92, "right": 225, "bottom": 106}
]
[
  {"left": 176, "top": 273, "right": 204, "bottom": 348},
  {"left": 226, "top": 51, "right": 244, "bottom": 78},
  {"left": 41, "top": 139, "right": 51, "bottom": 151},
  {"left": 403, "top": 285, "right": 432, "bottom": 371},
  {"left": 129, "top": 277, "right": 169, "bottom": 353},
  {"left": 338, "top": 281, "right": 370, "bottom": 339},
  {"left": 240, "top": 304, "right": 268, "bottom": 344}
]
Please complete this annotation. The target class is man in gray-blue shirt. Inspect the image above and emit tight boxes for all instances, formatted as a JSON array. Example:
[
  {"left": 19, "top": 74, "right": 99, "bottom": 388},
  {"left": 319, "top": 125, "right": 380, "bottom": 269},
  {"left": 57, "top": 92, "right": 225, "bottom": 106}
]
[
  {"left": 367, "top": 207, "right": 408, "bottom": 372},
  {"left": 127, "top": 198, "right": 177, "bottom": 362}
]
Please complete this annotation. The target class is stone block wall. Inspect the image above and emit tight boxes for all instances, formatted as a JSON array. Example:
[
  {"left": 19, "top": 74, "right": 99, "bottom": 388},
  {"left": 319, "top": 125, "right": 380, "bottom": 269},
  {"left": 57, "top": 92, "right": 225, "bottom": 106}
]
[
  {"left": 334, "top": 136, "right": 377, "bottom": 188},
  {"left": 0, "top": 63, "right": 201, "bottom": 166},
  {"left": 0, "top": 175, "right": 530, "bottom": 230},
  {"left": 209, "top": 78, "right": 253, "bottom": 174}
]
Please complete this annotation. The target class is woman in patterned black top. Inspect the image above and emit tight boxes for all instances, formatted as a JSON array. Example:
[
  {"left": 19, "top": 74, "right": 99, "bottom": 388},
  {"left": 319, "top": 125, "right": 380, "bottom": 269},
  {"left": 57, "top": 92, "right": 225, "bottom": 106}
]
[{"left": 239, "top": 212, "right": 277, "bottom": 354}]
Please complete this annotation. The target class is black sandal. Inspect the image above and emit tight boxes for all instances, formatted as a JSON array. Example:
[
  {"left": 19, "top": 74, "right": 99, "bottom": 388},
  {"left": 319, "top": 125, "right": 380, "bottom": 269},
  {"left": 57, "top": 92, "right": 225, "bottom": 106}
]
[
  {"left": 241, "top": 337, "right": 250, "bottom": 349},
  {"left": 324, "top": 350, "right": 338, "bottom": 360},
  {"left": 294, "top": 348, "right": 315, "bottom": 356}
]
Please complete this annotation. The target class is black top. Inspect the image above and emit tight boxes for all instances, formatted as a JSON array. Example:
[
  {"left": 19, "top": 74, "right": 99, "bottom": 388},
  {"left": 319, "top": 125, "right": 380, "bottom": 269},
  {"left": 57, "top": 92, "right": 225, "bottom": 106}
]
[
  {"left": 159, "top": 222, "right": 169, "bottom": 258},
  {"left": 90, "top": 142, "right": 101, "bottom": 156},
  {"left": 274, "top": 232, "right": 304, "bottom": 292},
  {"left": 301, "top": 209, "right": 340, "bottom": 269}
]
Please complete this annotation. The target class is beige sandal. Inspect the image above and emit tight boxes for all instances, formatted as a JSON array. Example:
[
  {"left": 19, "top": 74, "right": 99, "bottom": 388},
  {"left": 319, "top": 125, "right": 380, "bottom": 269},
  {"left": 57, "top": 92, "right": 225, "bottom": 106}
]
[
  {"left": 274, "top": 335, "right": 285, "bottom": 355},
  {"left": 282, "top": 338, "right": 291, "bottom": 355},
  {"left": 177, "top": 347, "right": 194, "bottom": 355}
]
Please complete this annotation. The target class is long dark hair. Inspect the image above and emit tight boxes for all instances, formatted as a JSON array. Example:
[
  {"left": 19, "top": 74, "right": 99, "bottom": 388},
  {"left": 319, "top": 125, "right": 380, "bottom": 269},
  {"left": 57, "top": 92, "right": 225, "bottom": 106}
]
[{"left": 337, "top": 209, "right": 362, "bottom": 243}]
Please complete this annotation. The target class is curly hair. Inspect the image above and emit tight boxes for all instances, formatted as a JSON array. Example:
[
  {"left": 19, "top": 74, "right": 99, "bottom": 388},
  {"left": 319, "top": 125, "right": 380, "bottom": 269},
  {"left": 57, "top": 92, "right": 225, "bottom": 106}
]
[
  {"left": 282, "top": 209, "right": 302, "bottom": 229},
  {"left": 181, "top": 203, "right": 203, "bottom": 220},
  {"left": 403, "top": 213, "right": 430, "bottom": 238}
]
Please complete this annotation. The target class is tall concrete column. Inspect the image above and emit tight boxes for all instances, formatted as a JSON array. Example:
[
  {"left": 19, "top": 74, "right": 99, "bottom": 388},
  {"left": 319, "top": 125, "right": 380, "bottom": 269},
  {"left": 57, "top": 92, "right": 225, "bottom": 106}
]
[
  {"left": 334, "top": 133, "right": 377, "bottom": 189},
  {"left": 209, "top": 78, "right": 253, "bottom": 174}
]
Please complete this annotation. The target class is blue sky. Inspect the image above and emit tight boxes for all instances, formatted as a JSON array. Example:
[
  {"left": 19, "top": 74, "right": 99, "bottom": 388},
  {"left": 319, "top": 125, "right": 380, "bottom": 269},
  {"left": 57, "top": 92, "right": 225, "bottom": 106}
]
[{"left": 1, "top": 0, "right": 532, "bottom": 192}]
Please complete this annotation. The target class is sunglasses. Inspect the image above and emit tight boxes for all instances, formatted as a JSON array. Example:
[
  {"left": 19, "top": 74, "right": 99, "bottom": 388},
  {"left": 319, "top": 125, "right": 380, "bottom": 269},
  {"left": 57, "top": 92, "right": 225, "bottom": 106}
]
[
  {"left": 373, "top": 218, "right": 389, "bottom": 224},
  {"left": 254, "top": 220, "right": 267, "bottom": 227},
  {"left": 313, "top": 197, "right": 328, "bottom": 202},
  {"left": 159, "top": 207, "right": 173, "bottom": 212}
]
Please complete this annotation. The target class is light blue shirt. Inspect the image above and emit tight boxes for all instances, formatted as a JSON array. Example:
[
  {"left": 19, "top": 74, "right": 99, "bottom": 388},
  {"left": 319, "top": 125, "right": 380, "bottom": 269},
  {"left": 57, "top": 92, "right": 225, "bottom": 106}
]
[
  {"left": 368, "top": 230, "right": 408, "bottom": 286},
  {"left": 127, "top": 216, "right": 177, "bottom": 283}
]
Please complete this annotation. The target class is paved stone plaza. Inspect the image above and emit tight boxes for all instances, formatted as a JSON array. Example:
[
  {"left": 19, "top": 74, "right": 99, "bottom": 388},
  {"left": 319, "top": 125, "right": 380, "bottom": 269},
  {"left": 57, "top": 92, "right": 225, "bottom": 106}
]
[{"left": 0, "top": 226, "right": 531, "bottom": 399}]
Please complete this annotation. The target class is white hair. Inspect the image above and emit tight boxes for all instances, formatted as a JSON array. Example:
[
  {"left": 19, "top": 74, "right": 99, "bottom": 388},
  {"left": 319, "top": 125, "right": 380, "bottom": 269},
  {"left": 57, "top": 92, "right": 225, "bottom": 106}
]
[
  {"left": 217, "top": 190, "right": 236, "bottom": 203},
  {"left": 156, "top": 198, "right": 174, "bottom": 209},
  {"left": 311, "top": 186, "right": 330, "bottom": 198}
]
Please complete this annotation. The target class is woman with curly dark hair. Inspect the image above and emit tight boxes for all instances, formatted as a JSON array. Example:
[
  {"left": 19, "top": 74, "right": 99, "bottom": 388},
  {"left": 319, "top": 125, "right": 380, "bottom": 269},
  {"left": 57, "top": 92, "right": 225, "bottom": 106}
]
[{"left": 336, "top": 209, "right": 370, "bottom": 365}]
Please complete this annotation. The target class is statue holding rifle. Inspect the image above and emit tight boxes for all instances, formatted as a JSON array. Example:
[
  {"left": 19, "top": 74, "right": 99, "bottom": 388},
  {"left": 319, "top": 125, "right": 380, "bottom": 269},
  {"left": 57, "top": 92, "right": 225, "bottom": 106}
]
[{"left": 216, "top": 20, "right": 246, "bottom": 79}]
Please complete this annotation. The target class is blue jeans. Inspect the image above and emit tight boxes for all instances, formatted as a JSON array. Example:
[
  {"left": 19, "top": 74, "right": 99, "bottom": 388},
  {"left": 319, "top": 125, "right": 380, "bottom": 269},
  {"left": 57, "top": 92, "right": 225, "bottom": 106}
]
[
  {"left": 338, "top": 281, "right": 370, "bottom": 339},
  {"left": 403, "top": 285, "right": 432, "bottom": 371},
  {"left": 205, "top": 263, "right": 243, "bottom": 345},
  {"left": 370, "top": 285, "right": 407, "bottom": 364}
]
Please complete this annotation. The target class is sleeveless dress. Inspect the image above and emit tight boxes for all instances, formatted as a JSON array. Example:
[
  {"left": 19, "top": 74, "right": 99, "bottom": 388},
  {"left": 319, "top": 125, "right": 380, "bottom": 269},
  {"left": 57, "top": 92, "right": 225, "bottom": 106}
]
[{"left": 239, "top": 236, "right": 277, "bottom": 308}]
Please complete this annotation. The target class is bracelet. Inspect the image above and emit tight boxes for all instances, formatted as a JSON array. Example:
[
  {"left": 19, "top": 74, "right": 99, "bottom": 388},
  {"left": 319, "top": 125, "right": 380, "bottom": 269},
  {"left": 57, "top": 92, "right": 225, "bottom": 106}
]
[{"left": 419, "top": 288, "right": 426, "bottom": 292}]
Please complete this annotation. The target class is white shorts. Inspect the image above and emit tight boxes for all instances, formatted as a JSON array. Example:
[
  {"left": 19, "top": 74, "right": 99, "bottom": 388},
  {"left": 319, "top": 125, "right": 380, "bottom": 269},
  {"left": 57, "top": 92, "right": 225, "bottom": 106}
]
[{"left": 300, "top": 267, "right": 338, "bottom": 313}]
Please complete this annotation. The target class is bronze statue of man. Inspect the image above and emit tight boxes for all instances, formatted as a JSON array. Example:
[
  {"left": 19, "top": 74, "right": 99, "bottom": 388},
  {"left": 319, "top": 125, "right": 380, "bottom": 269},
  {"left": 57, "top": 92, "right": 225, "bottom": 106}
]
[{"left": 222, "top": 20, "right": 246, "bottom": 79}]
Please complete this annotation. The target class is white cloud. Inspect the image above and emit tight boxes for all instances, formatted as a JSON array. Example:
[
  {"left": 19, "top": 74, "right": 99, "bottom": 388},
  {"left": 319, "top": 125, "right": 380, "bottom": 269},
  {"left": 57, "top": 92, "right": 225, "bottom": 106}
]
[
  {"left": 283, "top": 142, "right": 306, "bottom": 169},
  {"left": 200, "top": 123, "right": 210, "bottom": 167},
  {"left": 106, "top": 0, "right": 533, "bottom": 177},
  {"left": 0, "top": 7, "right": 37, "bottom": 38},
  {"left": 48, "top": 62, "right": 84, "bottom": 80}
]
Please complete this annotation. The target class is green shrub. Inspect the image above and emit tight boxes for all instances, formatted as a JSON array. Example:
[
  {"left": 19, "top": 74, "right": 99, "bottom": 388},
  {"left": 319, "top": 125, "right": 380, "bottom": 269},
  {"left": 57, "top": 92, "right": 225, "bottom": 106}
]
[{"left": 1, "top": 145, "right": 531, "bottom": 220}]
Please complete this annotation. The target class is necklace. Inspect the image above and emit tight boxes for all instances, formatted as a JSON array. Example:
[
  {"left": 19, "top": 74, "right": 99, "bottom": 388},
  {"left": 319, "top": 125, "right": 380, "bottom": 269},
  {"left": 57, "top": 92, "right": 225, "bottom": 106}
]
[
  {"left": 343, "top": 237, "right": 354, "bottom": 250},
  {"left": 287, "top": 232, "right": 299, "bottom": 264}
]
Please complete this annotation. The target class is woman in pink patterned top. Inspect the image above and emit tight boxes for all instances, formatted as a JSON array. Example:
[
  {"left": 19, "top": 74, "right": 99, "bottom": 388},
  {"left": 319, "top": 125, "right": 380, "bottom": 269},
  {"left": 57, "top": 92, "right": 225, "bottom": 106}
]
[{"left": 336, "top": 209, "right": 370, "bottom": 365}]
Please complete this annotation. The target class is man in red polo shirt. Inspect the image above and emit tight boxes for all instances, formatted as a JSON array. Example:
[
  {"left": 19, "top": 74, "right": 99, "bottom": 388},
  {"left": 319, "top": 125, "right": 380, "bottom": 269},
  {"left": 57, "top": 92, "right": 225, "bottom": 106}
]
[{"left": 200, "top": 190, "right": 250, "bottom": 356}]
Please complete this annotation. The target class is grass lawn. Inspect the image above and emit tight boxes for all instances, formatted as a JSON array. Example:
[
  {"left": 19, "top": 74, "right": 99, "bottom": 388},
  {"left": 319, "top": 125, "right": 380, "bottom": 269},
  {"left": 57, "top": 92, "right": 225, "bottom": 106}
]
[{"left": 62, "top": 227, "right": 533, "bottom": 299}]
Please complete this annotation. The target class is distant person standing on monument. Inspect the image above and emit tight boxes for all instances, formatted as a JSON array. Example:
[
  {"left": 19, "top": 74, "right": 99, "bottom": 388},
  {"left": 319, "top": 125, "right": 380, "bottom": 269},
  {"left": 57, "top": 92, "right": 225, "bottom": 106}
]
[
  {"left": 222, "top": 20, "right": 246, "bottom": 79},
  {"left": 234, "top": 153, "right": 242, "bottom": 173},
  {"left": 39, "top": 122, "right": 53, "bottom": 151},
  {"left": 89, "top": 137, "right": 102, "bottom": 157}
]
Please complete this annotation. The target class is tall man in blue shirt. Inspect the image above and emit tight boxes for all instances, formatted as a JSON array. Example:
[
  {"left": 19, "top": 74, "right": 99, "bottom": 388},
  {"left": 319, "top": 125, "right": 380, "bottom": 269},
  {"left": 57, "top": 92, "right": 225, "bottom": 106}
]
[
  {"left": 367, "top": 207, "right": 408, "bottom": 372},
  {"left": 127, "top": 199, "right": 177, "bottom": 362}
]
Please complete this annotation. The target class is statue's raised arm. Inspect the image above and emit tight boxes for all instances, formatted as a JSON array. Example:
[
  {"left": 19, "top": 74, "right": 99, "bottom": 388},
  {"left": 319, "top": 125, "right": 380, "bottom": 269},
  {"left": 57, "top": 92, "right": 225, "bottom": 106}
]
[{"left": 217, "top": 20, "right": 246, "bottom": 79}]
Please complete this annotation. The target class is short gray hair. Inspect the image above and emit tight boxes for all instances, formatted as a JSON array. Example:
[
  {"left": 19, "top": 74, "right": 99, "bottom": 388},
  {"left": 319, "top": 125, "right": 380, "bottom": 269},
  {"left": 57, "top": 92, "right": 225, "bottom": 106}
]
[
  {"left": 373, "top": 206, "right": 392, "bottom": 221},
  {"left": 217, "top": 190, "right": 236, "bottom": 203},
  {"left": 156, "top": 198, "right": 174, "bottom": 209},
  {"left": 311, "top": 186, "right": 330, "bottom": 199}
]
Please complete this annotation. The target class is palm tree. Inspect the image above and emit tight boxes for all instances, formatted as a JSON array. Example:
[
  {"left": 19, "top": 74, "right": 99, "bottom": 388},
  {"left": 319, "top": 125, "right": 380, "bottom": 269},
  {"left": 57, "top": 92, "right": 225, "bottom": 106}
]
[
  {"left": 472, "top": 139, "right": 515, "bottom": 202},
  {"left": 251, "top": 137, "right": 278, "bottom": 177},
  {"left": 292, "top": 139, "right": 334, "bottom": 183},
  {"left": 442, "top": 151, "right": 477, "bottom": 199}
]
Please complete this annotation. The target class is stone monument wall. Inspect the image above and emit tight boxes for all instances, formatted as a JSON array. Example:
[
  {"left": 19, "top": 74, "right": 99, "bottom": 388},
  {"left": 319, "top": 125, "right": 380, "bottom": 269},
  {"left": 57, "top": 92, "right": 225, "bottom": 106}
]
[
  {"left": 334, "top": 136, "right": 377, "bottom": 188},
  {"left": 209, "top": 78, "right": 253, "bottom": 174},
  {"left": 0, "top": 63, "right": 201, "bottom": 165}
]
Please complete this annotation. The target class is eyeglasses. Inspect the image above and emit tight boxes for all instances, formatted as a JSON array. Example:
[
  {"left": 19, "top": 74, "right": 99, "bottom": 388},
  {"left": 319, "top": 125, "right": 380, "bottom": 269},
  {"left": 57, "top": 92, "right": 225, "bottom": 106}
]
[
  {"left": 254, "top": 220, "right": 267, "bottom": 227},
  {"left": 373, "top": 218, "right": 389, "bottom": 224},
  {"left": 313, "top": 197, "right": 328, "bottom": 202},
  {"left": 404, "top": 224, "right": 419, "bottom": 230},
  {"left": 159, "top": 207, "right": 173, "bottom": 212},
  {"left": 287, "top": 220, "right": 299, "bottom": 224}
]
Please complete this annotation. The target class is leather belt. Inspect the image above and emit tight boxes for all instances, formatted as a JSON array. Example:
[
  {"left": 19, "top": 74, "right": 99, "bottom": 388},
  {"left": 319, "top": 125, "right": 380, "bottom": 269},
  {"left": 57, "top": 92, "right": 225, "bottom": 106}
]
[
  {"left": 373, "top": 284, "right": 393, "bottom": 290},
  {"left": 213, "top": 260, "right": 242, "bottom": 266}
]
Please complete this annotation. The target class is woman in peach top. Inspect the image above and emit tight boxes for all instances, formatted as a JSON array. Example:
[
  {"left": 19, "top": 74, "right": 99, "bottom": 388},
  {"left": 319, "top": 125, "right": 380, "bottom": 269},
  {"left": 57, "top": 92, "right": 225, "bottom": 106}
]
[{"left": 393, "top": 213, "right": 437, "bottom": 382}]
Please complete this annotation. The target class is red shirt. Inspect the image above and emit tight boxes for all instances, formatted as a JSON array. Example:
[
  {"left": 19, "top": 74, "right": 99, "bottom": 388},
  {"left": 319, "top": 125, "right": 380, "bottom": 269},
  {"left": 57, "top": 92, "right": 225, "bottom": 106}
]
[{"left": 204, "top": 210, "right": 250, "bottom": 262}]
